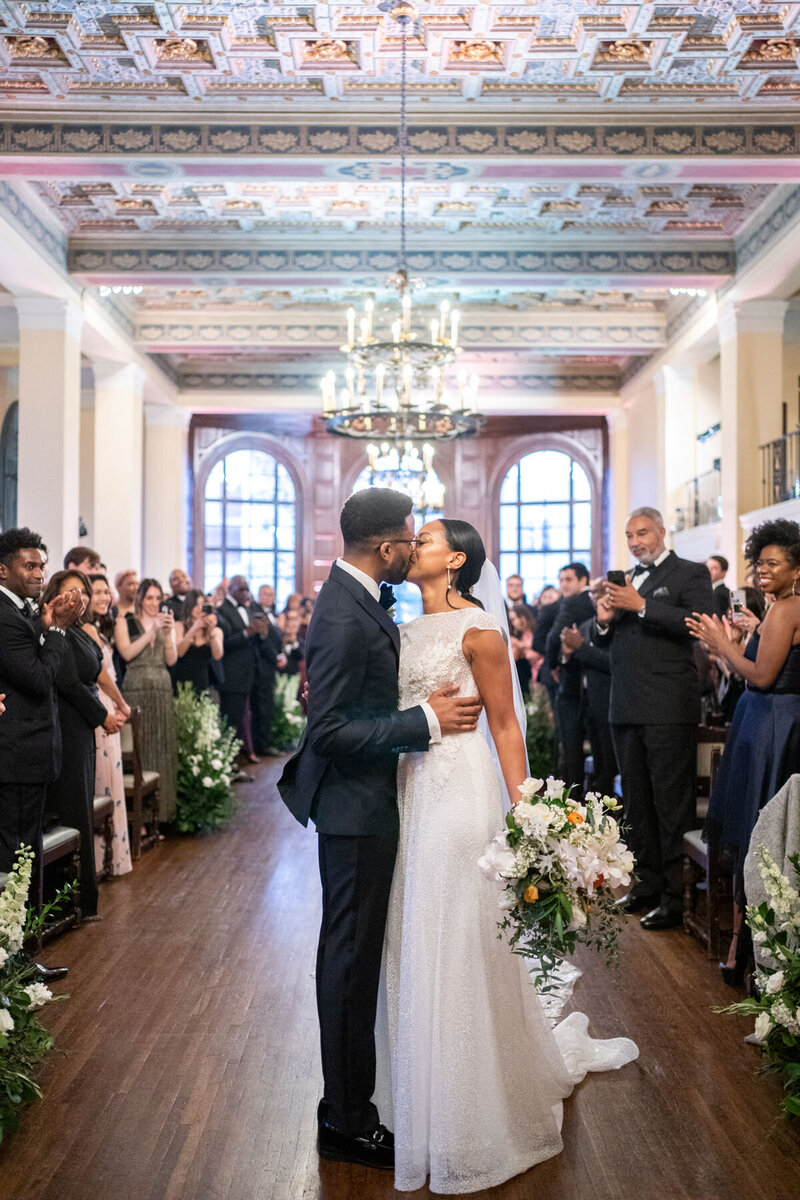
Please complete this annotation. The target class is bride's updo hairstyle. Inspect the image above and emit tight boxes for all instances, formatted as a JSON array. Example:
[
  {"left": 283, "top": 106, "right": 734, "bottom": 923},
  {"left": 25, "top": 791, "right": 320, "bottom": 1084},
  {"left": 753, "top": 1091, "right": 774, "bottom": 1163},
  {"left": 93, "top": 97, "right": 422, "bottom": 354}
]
[{"left": 440, "top": 519, "right": 486, "bottom": 609}]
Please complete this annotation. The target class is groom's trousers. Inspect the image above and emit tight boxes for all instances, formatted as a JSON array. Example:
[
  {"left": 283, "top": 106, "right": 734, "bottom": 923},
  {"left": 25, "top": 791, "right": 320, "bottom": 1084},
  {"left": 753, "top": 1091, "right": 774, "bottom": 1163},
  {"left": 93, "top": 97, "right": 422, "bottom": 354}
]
[{"left": 316, "top": 831, "right": 397, "bottom": 1136}]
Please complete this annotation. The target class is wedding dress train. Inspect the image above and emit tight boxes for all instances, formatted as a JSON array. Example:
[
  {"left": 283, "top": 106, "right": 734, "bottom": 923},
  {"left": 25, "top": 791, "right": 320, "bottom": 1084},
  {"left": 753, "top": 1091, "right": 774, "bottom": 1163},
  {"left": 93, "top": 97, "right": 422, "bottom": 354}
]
[{"left": 375, "top": 608, "right": 638, "bottom": 1194}]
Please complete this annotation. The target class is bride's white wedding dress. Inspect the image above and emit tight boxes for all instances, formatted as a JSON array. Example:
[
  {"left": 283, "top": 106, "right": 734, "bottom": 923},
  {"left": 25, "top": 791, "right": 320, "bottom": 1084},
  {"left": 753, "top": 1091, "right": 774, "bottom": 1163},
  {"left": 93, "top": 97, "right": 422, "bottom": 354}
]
[{"left": 375, "top": 607, "right": 638, "bottom": 1194}]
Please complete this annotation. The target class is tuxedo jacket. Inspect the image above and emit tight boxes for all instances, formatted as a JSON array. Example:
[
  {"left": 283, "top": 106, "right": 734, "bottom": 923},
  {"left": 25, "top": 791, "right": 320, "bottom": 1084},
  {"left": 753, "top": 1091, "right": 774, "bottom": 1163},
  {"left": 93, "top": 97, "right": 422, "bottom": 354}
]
[
  {"left": 573, "top": 616, "right": 611, "bottom": 726},
  {"left": 596, "top": 551, "right": 714, "bottom": 726},
  {"left": 545, "top": 590, "right": 597, "bottom": 699},
  {"left": 0, "top": 592, "right": 67, "bottom": 784},
  {"left": 532, "top": 598, "right": 560, "bottom": 692},
  {"left": 712, "top": 583, "right": 731, "bottom": 620},
  {"left": 216, "top": 598, "right": 264, "bottom": 694},
  {"left": 254, "top": 611, "right": 284, "bottom": 679},
  {"left": 277, "top": 563, "right": 430, "bottom": 837}
]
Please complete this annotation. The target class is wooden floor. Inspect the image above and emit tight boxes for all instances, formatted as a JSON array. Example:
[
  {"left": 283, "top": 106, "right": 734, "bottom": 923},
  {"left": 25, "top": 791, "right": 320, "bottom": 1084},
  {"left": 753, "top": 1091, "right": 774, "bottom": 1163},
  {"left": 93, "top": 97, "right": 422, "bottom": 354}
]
[{"left": 2, "top": 758, "right": 799, "bottom": 1200}]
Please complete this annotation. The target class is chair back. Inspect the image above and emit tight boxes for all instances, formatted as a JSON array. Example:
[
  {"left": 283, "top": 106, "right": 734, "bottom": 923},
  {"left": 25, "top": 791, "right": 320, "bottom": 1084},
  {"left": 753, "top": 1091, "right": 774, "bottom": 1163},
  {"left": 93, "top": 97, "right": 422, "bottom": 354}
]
[
  {"left": 696, "top": 724, "right": 727, "bottom": 798},
  {"left": 121, "top": 706, "right": 144, "bottom": 785}
]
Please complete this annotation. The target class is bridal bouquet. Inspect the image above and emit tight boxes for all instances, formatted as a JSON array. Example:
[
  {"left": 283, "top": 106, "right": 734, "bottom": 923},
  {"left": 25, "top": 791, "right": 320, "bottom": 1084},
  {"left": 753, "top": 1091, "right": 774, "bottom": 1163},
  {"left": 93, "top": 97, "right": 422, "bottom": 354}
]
[
  {"left": 479, "top": 777, "right": 634, "bottom": 990},
  {"left": 718, "top": 847, "right": 800, "bottom": 1119},
  {"left": 0, "top": 846, "right": 69, "bottom": 1142}
]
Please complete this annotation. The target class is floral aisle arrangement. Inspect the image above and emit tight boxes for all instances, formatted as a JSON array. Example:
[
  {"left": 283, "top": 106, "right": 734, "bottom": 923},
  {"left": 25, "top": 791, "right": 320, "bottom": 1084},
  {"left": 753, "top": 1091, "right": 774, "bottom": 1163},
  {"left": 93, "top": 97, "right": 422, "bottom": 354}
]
[
  {"left": 719, "top": 846, "right": 800, "bottom": 1118},
  {"left": 0, "top": 847, "right": 68, "bottom": 1143},
  {"left": 268, "top": 673, "right": 307, "bottom": 752},
  {"left": 479, "top": 776, "right": 635, "bottom": 990},
  {"left": 174, "top": 683, "right": 240, "bottom": 833},
  {"left": 525, "top": 686, "right": 556, "bottom": 781}
]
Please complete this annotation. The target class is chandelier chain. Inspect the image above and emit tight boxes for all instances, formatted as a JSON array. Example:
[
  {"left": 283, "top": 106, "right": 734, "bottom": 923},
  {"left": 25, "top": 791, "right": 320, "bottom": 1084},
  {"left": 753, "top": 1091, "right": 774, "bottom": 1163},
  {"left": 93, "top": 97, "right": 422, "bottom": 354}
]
[{"left": 399, "top": 16, "right": 407, "bottom": 273}]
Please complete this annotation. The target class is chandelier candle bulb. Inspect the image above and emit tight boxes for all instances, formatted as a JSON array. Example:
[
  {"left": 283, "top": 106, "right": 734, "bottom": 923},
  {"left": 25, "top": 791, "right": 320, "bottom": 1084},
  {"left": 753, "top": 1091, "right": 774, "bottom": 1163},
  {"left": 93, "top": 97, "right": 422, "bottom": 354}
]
[
  {"left": 375, "top": 362, "right": 385, "bottom": 406},
  {"left": 346, "top": 307, "right": 355, "bottom": 348},
  {"left": 440, "top": 299, "right": 449, "bottom": 331},
  {"left": 392, "top": 319, "right": 401, "bottom": 344},
  {"left": 450, "top": 310, "right": 460, "bottom": 348},
  {"left": 345, "top": 365, "right": 356, "bottom": 406},
  {"left": 365, "top": 298, "right": 374, "bottom": 338},
  {"left": 422, "top": 443, "right": 434, "bottom": 471},
  {"left": 402, "top": 292, "right": 412, "bottom": 336},
  {"left": 430, "top": 318, "right": 440, "bottom": 344},
  {"left": 403, "top": 361, "right": 413, "bottom": 401}
]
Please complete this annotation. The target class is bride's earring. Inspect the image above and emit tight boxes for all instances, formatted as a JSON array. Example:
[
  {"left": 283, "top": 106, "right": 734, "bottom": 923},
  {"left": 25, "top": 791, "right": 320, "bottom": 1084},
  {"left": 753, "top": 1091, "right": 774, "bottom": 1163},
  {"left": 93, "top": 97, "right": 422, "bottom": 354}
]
[
  {"left": 793, "top": 577, "right": 798, "bottom": 597},
  {"left": 446, "top": 566, "right": 452, "bottom": 592}
]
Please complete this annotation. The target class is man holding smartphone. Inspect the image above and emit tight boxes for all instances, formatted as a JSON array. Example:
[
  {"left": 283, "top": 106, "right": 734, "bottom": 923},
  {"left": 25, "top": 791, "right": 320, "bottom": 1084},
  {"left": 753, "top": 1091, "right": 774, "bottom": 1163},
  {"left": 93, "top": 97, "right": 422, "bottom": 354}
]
[{"left": 596, "top": 507, "right": 714, "bottom": 930}]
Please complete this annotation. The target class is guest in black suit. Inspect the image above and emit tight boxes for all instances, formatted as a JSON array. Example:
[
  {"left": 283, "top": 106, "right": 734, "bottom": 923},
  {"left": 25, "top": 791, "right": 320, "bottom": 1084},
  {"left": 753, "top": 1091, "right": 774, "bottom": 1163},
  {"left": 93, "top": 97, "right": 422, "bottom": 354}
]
[
  {"left": 545, "top": 562, "right": 594, "bottom": 792},
  {"left": 42, "top": 571, "right": 125, "bottom": 919},
  {"left": 250, "top": 584, "right": 285, "bottom": 756},
  {"left": 278, "top": 611, "right": 304, "bottom": 677},
  {"left": 216, "top": 576, "right": 268, "bottom": 765},
  {"left": 706, "top": 555, "right": 731, "bottom": 619},
  {"left": 560, "top": 588, "right": 618, "bottom": 798},
  {"left": 278, "top": 488, "right": 481, "bottom": 1170},
  {"left": 164, "top": 568, "right": 192, "bottom": 620},
  {"left": 0, "top": 528, "right": 75, "bottom": 875},
  {"left": 598, "top": 506, "right": 714, "bottom": 930}
]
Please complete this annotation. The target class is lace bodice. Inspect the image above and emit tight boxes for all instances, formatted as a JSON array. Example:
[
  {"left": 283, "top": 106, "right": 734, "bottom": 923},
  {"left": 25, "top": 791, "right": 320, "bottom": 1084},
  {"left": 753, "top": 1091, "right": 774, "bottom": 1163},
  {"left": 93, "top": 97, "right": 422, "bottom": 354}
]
[{"left": 398, "top": 607, "right": 507, "bottom": 709}]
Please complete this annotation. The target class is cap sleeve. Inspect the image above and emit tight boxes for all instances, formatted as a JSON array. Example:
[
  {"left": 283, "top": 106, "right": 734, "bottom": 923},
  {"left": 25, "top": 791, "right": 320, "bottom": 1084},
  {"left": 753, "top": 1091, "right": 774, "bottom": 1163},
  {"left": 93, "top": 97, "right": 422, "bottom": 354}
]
[{"left": 460, "top": 607, "right": 508, "bottom": 642}]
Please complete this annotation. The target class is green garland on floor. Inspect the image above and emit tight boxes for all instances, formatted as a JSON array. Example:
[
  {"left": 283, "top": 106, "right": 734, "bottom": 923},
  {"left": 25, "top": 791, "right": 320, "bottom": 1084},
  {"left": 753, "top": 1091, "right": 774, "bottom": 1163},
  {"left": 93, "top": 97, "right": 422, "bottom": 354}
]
[
  {"left": 0, "top": 847, "right": 69, "bottom": 1144},
  {"left": 174, "top": 684, "right": 241, "bottom": 833}
]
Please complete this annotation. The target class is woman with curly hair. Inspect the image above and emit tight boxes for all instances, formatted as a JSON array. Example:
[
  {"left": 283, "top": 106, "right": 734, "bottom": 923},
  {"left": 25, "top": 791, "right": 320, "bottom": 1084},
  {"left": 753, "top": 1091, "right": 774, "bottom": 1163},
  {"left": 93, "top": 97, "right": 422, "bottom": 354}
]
[{"left": 687, "top": 518, "right": 800, "bottom": 983}]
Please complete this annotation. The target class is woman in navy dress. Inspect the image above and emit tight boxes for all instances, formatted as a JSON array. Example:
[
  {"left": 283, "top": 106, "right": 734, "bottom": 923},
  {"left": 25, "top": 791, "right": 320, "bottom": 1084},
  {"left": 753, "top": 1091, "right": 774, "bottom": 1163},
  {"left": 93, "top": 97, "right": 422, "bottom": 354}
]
[{"left": 687, "top": 518, "right": 800, "bottom": 982}]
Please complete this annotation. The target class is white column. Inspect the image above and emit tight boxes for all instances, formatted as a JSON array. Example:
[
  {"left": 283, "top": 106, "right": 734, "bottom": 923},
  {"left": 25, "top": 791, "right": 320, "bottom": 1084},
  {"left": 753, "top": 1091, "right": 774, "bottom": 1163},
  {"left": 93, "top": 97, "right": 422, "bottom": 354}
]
[
  {"left": 16, "top": 296, "right": 83, "bottom": 562},
  {"left": 718, "top": 299, "right": 787, "bottom": 581},
  {"left": 143, "top": 404, "right": 190, "bottom": 586},
  {"left": 92, "top": 360, "right": 145, "bottom": 576}
]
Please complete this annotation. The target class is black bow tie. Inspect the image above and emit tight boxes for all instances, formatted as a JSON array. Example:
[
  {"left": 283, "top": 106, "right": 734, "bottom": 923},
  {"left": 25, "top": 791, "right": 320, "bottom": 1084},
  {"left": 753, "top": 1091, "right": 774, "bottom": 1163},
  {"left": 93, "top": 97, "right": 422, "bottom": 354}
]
[
  {"left": 379, "top": 584, "right": 396, "bottom": 611},
  {"left": 631, "top": 564, "right": 649, "bottom": 577}
]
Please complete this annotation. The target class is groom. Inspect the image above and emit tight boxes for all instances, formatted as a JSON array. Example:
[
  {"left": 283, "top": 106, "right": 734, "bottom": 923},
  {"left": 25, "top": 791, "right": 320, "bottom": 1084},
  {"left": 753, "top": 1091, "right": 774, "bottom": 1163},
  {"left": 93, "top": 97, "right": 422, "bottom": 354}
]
[{"left": 278, "top": 488, "right": 481, "bottom": 1170}]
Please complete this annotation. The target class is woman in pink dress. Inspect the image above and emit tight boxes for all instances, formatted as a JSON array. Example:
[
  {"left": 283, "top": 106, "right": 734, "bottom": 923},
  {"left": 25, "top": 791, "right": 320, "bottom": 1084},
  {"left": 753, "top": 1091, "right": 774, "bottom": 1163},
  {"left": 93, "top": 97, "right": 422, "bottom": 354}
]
[{"left": 84, "top": 574, "right": 133, "bottom": 878}]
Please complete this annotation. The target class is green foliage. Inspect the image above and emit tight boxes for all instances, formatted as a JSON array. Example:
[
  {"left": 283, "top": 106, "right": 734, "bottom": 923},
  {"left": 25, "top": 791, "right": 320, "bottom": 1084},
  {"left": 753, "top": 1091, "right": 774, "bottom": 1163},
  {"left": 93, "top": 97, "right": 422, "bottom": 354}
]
[
  {"left": 269, "top": 673, "right": 307, "bottom": 752},
  {"left": 174, "top": 684, "right": 240, "bottom": 833},
  {"left": 0, "top": 847, "right": 69, "bottom": 1144},
  {"left": 525, "top": 686, "right": 556, "bottom": 781},
  {"left": 717, "top": 848, "right": 800, "bottom": 1120}
]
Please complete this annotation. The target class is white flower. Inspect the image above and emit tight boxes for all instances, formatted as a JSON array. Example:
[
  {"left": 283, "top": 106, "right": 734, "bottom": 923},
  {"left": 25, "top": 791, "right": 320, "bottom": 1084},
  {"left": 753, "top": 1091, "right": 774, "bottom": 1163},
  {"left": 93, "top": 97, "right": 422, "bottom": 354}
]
[
  {"left": 497, "top": 891, "right": 518, "bottom": 911},
  {"left": 518, "top": 777, "right": 544, "bottom": 800},
  {"left": 211, "top": 758, "right": 222, "bottom": 771},
  {"left": 191, "top": 765, "right": 200, "bottom": 777},
  {"left": 0, "top": 1007, "right": 13, "bottom": 1033},
  {"left": 478, "top": 833, "right": 518, "bottom": 881},
  {"left": 0, "top": 946, "right": 7, "bottom": 968},
  {"left": 753, "top": 930, "right": 769, "bottom": 946},
  {"left": 765, "top": 970, "right": 784, "bottom": 995},
  {"left": 23, "top": 982, "right": 52, "bottom": 1009},
  {"left": 754, "top": 1011, "right": 773, "bottom": 1041},
  {"left": 201, "top": 776, "right": 214, "bottom": 788},
  {"left": 567, "top": 906, "right": 587, "bottom": 931},
  {"left": 544, "top": 776, "right": 566, "bottom": 799}
]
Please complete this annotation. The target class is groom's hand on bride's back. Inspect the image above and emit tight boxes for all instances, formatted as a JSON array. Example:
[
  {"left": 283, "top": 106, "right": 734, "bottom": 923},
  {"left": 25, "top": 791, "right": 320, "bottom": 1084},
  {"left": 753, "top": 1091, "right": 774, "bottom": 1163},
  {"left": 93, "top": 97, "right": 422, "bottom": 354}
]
[{"left": 427, "top": 685, "right": 482, "bottom": 735}]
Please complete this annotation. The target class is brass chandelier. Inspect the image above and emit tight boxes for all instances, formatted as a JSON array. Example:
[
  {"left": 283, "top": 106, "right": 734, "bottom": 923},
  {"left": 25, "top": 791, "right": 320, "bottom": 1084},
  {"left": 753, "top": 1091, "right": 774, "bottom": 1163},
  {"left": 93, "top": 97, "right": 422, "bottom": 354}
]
[{"left": 321, "top": 1, "right": 484, "bottom": 442}]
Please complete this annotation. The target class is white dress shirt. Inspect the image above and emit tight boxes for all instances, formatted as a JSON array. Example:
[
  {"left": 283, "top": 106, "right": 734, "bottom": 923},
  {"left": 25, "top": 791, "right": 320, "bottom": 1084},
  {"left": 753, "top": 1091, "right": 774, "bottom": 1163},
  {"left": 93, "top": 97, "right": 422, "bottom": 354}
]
[
  {"left": 226, "top": 593, "right": 250, "bottom": 626},
  {"left": 336, "top": 558, "right": 441, "bottom": 746}
]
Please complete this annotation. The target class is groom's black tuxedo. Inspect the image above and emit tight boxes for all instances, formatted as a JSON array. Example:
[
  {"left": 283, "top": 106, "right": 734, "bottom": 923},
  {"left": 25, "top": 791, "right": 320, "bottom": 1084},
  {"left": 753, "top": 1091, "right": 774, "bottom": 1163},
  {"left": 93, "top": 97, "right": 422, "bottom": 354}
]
[
  {"left": 278, "top": 562, "right": 431, "bottom": 1139},
  {"left": 279, "top": 562, "right": 430, "bottom": 834}
]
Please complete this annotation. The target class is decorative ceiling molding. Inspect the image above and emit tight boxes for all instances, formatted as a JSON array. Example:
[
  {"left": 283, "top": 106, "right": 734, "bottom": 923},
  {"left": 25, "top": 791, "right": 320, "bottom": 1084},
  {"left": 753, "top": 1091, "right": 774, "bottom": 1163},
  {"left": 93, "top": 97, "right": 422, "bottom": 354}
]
[
  {"left": 3, "top": 119, "right": 800, "bottom": 158},
  {"left": 2, "top": 2, "right": 800, "bottom": 110},
  {"left": 177, "top": 368, "right": 621, "bottom": 394},
  {"left": 0, "top": 180, "right": 66, "bottom": 267}
]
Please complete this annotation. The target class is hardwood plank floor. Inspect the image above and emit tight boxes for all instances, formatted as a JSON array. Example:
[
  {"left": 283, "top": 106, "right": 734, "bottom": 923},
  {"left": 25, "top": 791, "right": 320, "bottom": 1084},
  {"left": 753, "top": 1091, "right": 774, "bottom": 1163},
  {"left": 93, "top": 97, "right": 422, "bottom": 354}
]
[{"left": 2, "top": 758, "right": 799, "bottom": 1200}]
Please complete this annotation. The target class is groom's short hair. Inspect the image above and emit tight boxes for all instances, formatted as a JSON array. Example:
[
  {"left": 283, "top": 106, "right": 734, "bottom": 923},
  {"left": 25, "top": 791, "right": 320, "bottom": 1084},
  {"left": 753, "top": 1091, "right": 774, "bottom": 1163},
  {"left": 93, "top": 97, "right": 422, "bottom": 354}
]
[{"left": 340, "top": 488, "right": 413, "bottom": 548}]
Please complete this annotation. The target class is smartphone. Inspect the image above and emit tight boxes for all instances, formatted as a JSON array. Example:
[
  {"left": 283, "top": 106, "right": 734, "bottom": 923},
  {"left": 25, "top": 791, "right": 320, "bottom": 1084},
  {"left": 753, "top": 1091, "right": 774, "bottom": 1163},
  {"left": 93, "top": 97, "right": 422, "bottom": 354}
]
[
  {"left": 202, "top": 604, "right": 213, "bottom": 615},
  {"left": 159, "top": 603, "right": 171, "bottom": 614},
  {"left": 606, "top": 570, "right": 627, "bottom": 587},
  {"left": 731, "top": 588, "right": 747, "bottom": 614}
]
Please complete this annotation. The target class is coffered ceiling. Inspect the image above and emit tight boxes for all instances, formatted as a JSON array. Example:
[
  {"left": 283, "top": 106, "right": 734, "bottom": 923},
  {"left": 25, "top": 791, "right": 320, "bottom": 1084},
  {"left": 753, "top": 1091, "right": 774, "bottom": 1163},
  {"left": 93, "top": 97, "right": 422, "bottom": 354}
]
[
  {"left": 2, "top": 2, "right": 800, "bottom": 108},
  {"left": 0, "top": 2, "right": 799, "bottom": 399}
]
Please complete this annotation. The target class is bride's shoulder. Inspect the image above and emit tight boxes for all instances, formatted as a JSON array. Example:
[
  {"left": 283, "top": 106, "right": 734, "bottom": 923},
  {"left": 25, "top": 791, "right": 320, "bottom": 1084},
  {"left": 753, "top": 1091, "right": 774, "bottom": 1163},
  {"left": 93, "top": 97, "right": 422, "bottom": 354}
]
[{"left": 459, "top": 605, "right": 508, "bottom": 637}]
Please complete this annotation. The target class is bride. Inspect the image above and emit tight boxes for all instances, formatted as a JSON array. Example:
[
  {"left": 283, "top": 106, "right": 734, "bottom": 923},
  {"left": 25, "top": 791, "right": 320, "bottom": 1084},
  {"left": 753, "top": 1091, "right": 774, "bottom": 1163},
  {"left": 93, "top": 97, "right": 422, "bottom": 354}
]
[{"left": 375, "top": 518, "right": 638, "bottom": 1194}]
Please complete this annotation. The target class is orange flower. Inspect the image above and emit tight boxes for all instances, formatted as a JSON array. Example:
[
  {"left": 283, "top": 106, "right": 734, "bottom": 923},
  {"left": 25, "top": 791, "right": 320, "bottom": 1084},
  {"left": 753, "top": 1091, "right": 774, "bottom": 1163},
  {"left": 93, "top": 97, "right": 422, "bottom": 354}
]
[
  {"left": 523, "top": 884, "right": 539, "bottom": 903},
  {"left": 566, "top": 812, "right": 584, "bottom": 826},
  {"left": 595, "top": 874, "right": 604, "bottom": 887}
]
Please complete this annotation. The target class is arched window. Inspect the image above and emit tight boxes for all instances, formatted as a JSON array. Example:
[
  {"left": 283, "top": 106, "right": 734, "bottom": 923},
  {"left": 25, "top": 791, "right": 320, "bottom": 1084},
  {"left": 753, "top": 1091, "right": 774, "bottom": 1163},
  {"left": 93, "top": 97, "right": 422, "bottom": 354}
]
[
  {"left": 498, "top": 449, "right": 592, "bottom": 601},
  {"left": 202, "top": 448, "right": 297, "bottom": 606},
  {"left": 352, "top": 443, "right": 445, "bottom": 622},
  {"left": 0, "top": 401, "right": 18, "bottom": 532}
]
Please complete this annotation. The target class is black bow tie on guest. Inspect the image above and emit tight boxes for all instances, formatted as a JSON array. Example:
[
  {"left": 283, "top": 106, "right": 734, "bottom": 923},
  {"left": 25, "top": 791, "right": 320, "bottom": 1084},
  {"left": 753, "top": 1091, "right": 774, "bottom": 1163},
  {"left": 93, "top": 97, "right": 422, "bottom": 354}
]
[
  {"left": 379, "top": 584, "right": 396, "bottom": 611},
  {"left": 631, "top": 564, "right": 649, "bottom": 577}
]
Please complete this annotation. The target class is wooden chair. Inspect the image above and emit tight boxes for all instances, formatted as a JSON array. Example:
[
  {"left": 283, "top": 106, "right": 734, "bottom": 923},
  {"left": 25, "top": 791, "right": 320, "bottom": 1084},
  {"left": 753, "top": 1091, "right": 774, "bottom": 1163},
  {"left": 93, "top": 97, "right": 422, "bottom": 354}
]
[
  {"left": 120, "top": 706, "right": 161, "bottom": 859},
  {"left": 93, "top": 794, "right": 115, "bottom": 881},
  {"left": 37, "top": 824, "right": 82, "bottom": 947},
  {"left": 683, "top": 725, "right": 732, "bottom": 959}
]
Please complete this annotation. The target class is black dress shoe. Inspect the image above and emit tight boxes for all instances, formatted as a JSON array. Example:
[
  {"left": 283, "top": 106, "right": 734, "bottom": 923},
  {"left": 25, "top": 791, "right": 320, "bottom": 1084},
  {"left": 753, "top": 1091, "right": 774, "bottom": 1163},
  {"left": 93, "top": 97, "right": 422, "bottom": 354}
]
[
  {"left": 719, "top": 962, "right": 745, "bottom": 987},
  {"left": 317, "top": 1098, "right": 329, "bottom": 1126},
  {"left": 614, "top": 892, "right": 659, "bottom": 915},
  {"left": 640, "top": 906, "right": 683, "bottom": 931},
  {"left": 318, "top": 1121, "right": 395, "bottom": 1171},
  {"left": 29, "top": 961, "right": 69, "bottom": 982}
]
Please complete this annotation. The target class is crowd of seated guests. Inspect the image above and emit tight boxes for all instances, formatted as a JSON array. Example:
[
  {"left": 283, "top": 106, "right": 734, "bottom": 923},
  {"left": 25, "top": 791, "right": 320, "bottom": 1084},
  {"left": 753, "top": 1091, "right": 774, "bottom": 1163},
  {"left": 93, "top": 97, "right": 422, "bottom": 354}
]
[{"left": 0, "top": 524, "right": 313, "bottom": 951}]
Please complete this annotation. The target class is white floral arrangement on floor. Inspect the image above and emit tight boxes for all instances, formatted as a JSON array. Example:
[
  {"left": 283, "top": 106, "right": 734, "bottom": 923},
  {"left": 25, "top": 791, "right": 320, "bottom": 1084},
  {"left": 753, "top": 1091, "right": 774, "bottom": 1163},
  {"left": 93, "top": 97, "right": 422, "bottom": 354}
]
[
  {"left": 174, "top": 683, "right": 240, "bottom": 833},
  {"left": 719, "top": 846, "right": 800, "bottom": 1118},
  {"left": 479, "top": 776, "right": 635, "bottom": 990},
  {"left": 0, "top": 846, "right": 68, "bottom": 1143},
  {"left": 269, "top": 673, "right": 306, "bottom": 752}
]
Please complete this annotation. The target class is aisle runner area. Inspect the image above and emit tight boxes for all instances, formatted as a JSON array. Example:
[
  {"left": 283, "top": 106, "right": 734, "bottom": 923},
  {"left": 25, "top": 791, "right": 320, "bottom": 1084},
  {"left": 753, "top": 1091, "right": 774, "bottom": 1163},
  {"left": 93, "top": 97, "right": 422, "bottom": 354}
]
[{"left": 1, "top": 758, "right": 798, "bottom": 1200}]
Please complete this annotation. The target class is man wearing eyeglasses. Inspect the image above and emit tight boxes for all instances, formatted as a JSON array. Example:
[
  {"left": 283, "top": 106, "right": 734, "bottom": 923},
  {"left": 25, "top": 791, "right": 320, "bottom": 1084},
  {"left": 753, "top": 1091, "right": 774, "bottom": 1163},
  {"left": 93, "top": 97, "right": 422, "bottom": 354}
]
[{"left": 279, "top": 487, "right": 481, "bottom": 1172}]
